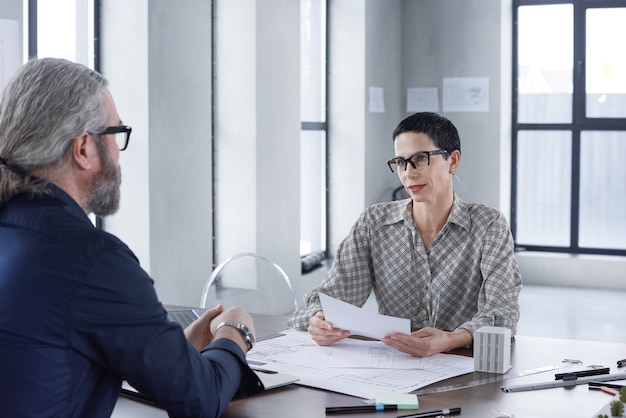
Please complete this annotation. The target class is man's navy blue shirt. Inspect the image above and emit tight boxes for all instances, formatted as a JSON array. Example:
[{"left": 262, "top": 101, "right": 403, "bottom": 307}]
[{"left": 0, "top": 185, "right": 262, "bottom": 417}]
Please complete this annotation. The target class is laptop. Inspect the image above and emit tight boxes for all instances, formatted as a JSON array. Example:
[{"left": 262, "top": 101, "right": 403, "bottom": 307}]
[
  {"left": 166, "top": 307, "right": 286, "bottom": 342},
  {"left": 166, "top": 308, "right": 207, "bottom": 329}
]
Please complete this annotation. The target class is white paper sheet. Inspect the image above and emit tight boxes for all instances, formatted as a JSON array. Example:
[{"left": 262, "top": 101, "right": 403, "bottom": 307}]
[
  {"left": 247, "top": 329, "right": 474, "bottom": 399},
  {"left": 319, "top": 293, "right": 410, "bottom": 340}
]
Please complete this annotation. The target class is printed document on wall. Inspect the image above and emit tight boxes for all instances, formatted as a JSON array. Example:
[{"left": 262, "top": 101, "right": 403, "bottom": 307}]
[
  {"left": 443, "top": 77, "right": 489, "bottom": 112},
  {"left": 369, "top": 86, "right": 385, "bottom": 113},
  {"left": 407, "top": 87, "right": 439, "bottom": 112}
]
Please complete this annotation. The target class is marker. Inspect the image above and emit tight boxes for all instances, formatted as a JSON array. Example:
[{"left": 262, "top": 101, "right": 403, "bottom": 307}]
[
  {"left": 589, "top": 381, "right": 626, "bottom": 390},
  {"left": 617, "top": 359, "right": 626, "bottom": 368},
  {"left": 588, "top": 385, "right": 619, "bottom": 396},
  {"left": 588, "top": 384, "right": 621, "bottom": 396},
  {"left": 325, "top": 404, "right": 400, "bottom": 414},
  {"left": 600, "top": 386, "right": 619, "bottom": 396},
  {"left": 397, "top": 407, "right": 462, "bottom": 418},
  {"left": 554, "top": 367, "right": 610, "bottom": 380}
]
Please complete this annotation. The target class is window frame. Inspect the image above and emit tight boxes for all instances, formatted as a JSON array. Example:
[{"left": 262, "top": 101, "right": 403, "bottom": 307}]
[
  {"left": 300, "top": 0, "right": 329, "bottom": 269},
  {"left": 512, "top": 0, "right": 626, "bottom": 257},
  {"left": 27, "top": 0, "right": 101, "bottom": 226}
]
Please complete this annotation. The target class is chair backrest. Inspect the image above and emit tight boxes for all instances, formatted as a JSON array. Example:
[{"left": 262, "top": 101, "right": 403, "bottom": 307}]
[{"left": 200, "top": 252, "right": 299, "bottom": 315}]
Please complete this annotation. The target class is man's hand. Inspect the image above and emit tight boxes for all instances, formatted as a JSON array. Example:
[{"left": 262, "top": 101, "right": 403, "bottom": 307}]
[
  {"left": 381, "top": 327, "right": 472, "bottom": 357},
  {"left": 210, "top": 306, "right": 256, "bottom": 354},
  {"left": 307, "top": 311, "right": 350, "bottom": 346},
  {"left": 184, "top": 304, "right": 225, "bottom": 351}
]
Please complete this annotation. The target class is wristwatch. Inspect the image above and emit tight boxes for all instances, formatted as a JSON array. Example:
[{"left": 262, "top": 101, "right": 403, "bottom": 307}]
[{"left": 216, "top": 321, "right": 255, "bottom": 351}]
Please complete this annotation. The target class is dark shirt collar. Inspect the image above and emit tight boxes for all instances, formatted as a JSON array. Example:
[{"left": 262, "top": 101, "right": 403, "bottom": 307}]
[{"left": 8, "top": 181, "right": 93, "bottom": 226}]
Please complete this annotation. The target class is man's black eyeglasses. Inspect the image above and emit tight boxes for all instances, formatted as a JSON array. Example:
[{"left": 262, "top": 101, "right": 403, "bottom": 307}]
[
  {"left": 91, "top": 125, "right": 132, "bottom": 151},
  {"left": 387, "top": 149, "right": 448, "bottom": 172}
]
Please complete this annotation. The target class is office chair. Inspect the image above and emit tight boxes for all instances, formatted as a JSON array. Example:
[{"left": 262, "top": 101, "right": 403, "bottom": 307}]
[
  {"left": 392, "top": 185, "right": 409, "bottom": 201},
  {"left": 200, "top": 252, "right": 299, "bottom": 315}
]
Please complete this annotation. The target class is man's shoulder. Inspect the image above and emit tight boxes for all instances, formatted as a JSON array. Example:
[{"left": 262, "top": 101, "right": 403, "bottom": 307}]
[{"left": 1, "top": 193, "right": 126, "bottom": 255}]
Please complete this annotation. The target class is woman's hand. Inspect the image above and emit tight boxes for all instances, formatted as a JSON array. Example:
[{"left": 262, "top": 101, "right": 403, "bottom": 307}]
[
  {"left": 307, "top": 311, "right": 351, "bottom": 346},
  {"left": 381, "top": 327, "right": 472, "bottom": 357}
]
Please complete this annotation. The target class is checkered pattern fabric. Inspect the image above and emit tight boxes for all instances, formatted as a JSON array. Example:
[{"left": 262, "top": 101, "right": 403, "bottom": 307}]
[{"left": 289, "top": 195, "right": 522, "bottom": 336}]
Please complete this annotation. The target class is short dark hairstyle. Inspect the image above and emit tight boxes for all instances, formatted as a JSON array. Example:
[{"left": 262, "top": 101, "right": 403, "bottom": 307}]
[{"left": 392, "top": 112, "right": 461, "bottom": 155}]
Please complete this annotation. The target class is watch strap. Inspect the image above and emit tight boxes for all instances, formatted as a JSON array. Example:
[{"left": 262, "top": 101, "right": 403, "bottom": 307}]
[{"left": 216, "top": 321, "right": 254, "bottom": 351}]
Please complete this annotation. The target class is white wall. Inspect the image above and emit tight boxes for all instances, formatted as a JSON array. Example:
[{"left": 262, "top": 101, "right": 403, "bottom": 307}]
[
  {"left": 327, "top": 0, "right": 404, "bottom": 257},
  {"left": 0, "top": 0, "right": 23, "bottom": 62},
  {"left": 100, "top": 1, "right": 151, "bottom": 274},
  {"left": 401, "top": 0, "right": 506, "bottom": 210},
  {"left": 101, "top": 0, "right": 214, "bottom": 306},
  {"left": 365, "top": 1, "right": 404, "bottom": 205},
  {"left": 213, "top": 0, "right": 302, "bottom": 287},
  {"left": 327, "top": 0, "right": 367, "bottom": 254}
]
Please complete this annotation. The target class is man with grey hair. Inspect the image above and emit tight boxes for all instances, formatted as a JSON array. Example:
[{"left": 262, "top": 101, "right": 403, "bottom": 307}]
[{"left": 0, "top": 58, "right": 262, "bottom": 417}]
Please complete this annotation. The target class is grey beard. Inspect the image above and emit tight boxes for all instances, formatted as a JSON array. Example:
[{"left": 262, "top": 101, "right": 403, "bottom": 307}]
[{"left": 86, "top": 150, "right": 121, "bottom": 217}]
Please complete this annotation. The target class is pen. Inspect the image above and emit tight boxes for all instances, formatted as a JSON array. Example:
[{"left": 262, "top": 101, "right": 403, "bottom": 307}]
[
  {"left": 617, "top": 359, "right": 626, "bottom": 368},
  {"left": 325, "top": 404, "right": 400, "bottom": 414},
  {"left": 397, "top": 407, "right": 461, "bottom": 418},
  {"left": 120, "top": 388, "right": 155, "bottom": 405},
  {"left": 251, "top": 368, "right": 278, "bottom": 374}
]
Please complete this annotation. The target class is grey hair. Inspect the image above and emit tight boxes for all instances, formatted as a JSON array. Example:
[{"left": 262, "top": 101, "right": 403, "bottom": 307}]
[{"left": 0, "top": 57, "right": 109, "bottom": 205}]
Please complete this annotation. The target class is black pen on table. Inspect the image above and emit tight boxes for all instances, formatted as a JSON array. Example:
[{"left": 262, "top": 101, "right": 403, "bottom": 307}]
[
  {"left": 617, "top": 358, "right": 626, "bottom": 368},
  {"left": 326, "top": 404, "right": 402, "bottom": 414},
  {"left": 251, "top": 368, "right": 278, "bottom": 374},
  {"left": 397, "top": 407, "right": 461, "bottom": 418}
]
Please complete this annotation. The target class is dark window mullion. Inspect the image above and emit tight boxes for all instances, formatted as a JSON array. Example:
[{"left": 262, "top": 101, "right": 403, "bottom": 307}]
[
  {"left": 28, "top": 0, "right": 37, "bottom": 58},
  {"left": 570, "top": 129, "right": 581, "bottom": 251},
  {"left": 301, "top": 121, "right": 327, "bottom": 131},
  {"left": 569, "top": 2, "right": 585, "bottom": 252},
  {"left": 510, "top": 2, "right": 520, "bottom": 239}
]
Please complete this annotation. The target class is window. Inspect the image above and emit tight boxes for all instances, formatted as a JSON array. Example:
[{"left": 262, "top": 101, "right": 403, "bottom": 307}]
[
  {"left": 27, "top": 0, "right": 97, "bottom": 67},
  {"left": 300, "top": 0, "right": 327, "bottom": 266},
  {"left": 26, "top": 0, "right": 99, "bottom": 224},
  {"left": 513, "top": 0, "right": 626, "bottom": 256}
]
